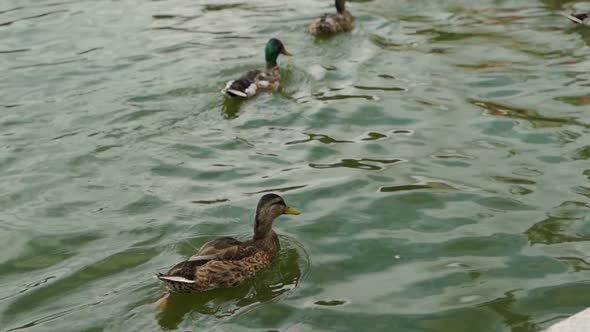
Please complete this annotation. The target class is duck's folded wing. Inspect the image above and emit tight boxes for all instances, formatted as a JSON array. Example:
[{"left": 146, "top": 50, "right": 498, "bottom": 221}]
[{"left": 190, "top": 236, "right": 258, "bottom": 261}]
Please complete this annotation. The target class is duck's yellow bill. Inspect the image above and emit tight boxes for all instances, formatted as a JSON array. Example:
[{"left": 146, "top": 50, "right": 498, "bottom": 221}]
[
  {"left": 284, "top": 207, "right": 300, "bottom": 215},
  {"left": 281, "top": 49, "right": 294, "bottom": 56}
]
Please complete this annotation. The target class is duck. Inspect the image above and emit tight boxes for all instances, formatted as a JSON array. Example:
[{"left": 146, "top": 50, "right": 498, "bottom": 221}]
[
  {"left": 222, "top": 39, "right": 293, "bottom": 98},
  {"left": 566, "top": 12, "right": 590, "bottom": 26},
  {"left": 156, "top": 194, "right": 300, "bottom": 293},
  {"left": 309, "top": 0, "right": 353, "bottom": 36}
]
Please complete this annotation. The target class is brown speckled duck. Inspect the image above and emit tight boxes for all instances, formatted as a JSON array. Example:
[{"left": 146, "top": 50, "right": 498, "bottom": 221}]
[
  {"left": 156, "top": 194, "right": 300, "bottom": 293},
  {"left": 309, "top": 0, "right": 353, "bottom": 36}
]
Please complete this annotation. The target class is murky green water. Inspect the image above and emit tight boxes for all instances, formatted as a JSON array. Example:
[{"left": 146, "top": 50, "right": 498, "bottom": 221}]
[{"left": 2, "top": 0, "right": 590, "bottom": 331}]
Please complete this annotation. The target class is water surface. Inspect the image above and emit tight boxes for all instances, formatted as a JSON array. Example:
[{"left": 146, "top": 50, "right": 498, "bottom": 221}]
[{"left": 1, "top": 0, "right": 590, "bottom": 331}]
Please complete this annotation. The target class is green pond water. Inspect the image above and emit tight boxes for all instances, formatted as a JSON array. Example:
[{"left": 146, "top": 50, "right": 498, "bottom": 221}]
[{"left": 2, "top": 0, "right": 590, "bottom": 331}]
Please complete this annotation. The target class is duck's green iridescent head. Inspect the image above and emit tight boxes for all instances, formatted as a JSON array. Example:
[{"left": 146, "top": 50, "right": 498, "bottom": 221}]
[
  {"left": 335, "top": 0, "right": 346, "bottom": 13},
  {"left": 265, "top": 38, "right": 292, "bottom": 68}
]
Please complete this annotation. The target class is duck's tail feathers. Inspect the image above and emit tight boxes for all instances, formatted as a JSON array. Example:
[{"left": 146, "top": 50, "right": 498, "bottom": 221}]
[
  {"left": 156, "top": 273, "right": 195, "bottom": 284},
  {"left": 222, "top": 80, "right": 247, "bottom": 97},
  {"left": 226, "top": 89, "right": 249, "bottom": 98},
  {"left": 565, "top": 13, "right": 584, "bottom": 24},
  {"left": 222, "top": 79, "right": 257, "bottom": 98},
  {"left": 221, "top": 80, "right": 234, "bottom": 95}
]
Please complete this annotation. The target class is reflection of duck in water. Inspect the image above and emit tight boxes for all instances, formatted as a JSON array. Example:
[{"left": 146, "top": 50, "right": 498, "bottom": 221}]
[
  {"left": 566, "top": 12, "right": 590, "bottom": 25},
  {"left": 309, "top": 0, "right": 353, "bottom": 36},
  {"left": 157, "top": 245, "right": 304, "bottom": 329},
  {"left": 157, "top": 194, "right": 300, "bottom": 293}
]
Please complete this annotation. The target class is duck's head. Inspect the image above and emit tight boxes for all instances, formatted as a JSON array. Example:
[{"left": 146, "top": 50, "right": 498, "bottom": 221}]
[
  {"left": 335, "top": 0, "right": 346, "bottom": 13},
  {"left": 254, "top": 193, "right": 300, "bottom": 239},
  {"left": 265, "top": 38, "right": 293, "bottom": 68}
]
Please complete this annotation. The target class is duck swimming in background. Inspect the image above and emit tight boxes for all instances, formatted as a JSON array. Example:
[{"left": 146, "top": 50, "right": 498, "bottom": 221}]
[
  {"left": 566, "top": 12, "right": 590, "bottom": 26},
  {"left": 309, "top": 0, "right": 353, "bottom": 36},
  {"left": 157, "top": 194, "right": 300, "bottom": 293},
  {"left": 222, "top": 39, "right": 293, "bottom": 98}
]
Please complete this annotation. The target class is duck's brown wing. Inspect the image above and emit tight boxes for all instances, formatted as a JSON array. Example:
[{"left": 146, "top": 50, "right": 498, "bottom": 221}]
[{"left": 191, "top": 236, "right": 258, "bottom": 261}]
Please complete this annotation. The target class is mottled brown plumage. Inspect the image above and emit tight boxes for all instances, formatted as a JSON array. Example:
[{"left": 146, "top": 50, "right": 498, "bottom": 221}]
[
  {"left": 309, "top": 0, "right": 353, "bottom": 35},
  {"left": 157, "top": 194, "right": 300, "bottom": 293}
]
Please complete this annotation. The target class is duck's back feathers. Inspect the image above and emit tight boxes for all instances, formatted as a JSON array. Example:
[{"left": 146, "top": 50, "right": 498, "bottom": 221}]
[
  {"left": 195, "top": 236, "right": 258, "bottom": 261},
  {"left": 309, "top": 10, "right": 353, "bottom": 35}
]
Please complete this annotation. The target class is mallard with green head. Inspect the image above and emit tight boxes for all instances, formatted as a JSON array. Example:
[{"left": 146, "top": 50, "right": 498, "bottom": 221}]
[
  {"left": 222, "top": 39, "right": 293, "bottom": 98},
  {"left": 566, "top": 12, "right": 590, "bottom": 25},
  {"left": 156, "top": 194, "right": 300, "bottom": 293},
  {"left": 309, "top": 0, "right": 353, "bottom": 35}
]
